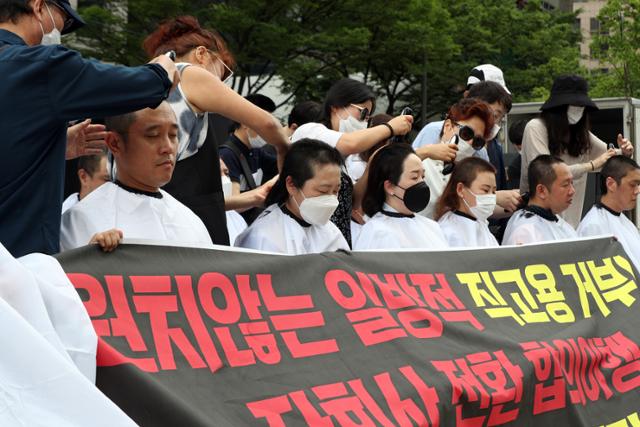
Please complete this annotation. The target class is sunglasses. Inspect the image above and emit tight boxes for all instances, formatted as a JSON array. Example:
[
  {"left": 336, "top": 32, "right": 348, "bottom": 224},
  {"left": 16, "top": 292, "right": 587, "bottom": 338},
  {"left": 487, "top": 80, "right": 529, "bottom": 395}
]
[
  {"left": 47, "top": 2, "right": 73, "bottom": 33},
  {"left": 350, "top": 104, "right": 370, "bottom": 122},
  {"left": 454, "top": 123, "right": 486, "bottom": 150}
]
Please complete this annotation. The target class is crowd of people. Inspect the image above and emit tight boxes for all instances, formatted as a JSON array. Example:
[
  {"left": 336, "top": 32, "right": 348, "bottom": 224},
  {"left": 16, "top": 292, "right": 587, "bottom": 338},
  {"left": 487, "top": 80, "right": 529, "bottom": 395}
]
[
  {"left": 2, "top": 2, "right": 640, "bottom": 421},
  {"left": 1, "top": 3, "right": 639, "bottom": 269}
]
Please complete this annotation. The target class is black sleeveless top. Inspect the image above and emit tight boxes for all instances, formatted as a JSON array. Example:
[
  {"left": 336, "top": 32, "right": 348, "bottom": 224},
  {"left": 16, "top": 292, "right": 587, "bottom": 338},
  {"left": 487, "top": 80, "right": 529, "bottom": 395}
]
[{"left": 162, "top": 113, "right": 230, "bottom": 245}]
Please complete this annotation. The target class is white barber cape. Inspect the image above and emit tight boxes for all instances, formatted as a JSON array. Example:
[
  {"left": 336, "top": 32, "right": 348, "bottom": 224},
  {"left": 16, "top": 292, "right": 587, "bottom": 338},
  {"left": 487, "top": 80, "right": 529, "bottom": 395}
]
[
  {"left": 438, "top": 211, "right": 499, "bottom": 248},
  {"left": 578, "top": 203, "right": 640, "bottom": 270},
  {"left": 353, "top": 204, "right": 448, "bottom": 250},
  {"left": 503, "top": 205, "right": 577, "bottom": 246},
  {"left": 61, "top": 192, "right": 79, "bottom": 214},
  {"left": 60, "top": 181, "right": 213, "bottom": 251},
  {"left": 0, "top": 243, "right": 136, "bottom": 426},
  {"left": 227, "top": 210, "right": 248, "bottom": 246},
  {"left": 235, "top": 203, "right": 349, "bottom": 255}
]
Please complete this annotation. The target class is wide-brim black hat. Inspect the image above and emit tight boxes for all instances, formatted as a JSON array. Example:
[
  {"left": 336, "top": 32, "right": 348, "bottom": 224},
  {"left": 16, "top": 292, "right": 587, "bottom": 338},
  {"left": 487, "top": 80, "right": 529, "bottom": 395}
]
[
  {"left": 540, "top": 75, "right": 598, "bottom": 111},
  {"left": 53, "top": 0, "right": 86, "bottom": 35}
]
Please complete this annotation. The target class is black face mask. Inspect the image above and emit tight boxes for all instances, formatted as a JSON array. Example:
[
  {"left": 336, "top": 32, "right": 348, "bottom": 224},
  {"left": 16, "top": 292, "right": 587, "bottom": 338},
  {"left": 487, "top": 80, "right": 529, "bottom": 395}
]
[{"left": 395, "top": 181, "right": 430, "bottom": 213}]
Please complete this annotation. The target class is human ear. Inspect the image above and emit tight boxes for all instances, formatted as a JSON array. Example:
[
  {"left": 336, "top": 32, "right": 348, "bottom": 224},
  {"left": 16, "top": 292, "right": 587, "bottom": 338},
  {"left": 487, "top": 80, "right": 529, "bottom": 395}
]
[
  {"left": 383, "top": 179, "right": 395, "bottom": 196},
  {"left": 536, "top": 184, "right": 548, "bottom": 199},
  {"left": 105, "top": 132, "right": 123, "bottom": 155},
  {"left": 77, "top": 169, "right": 88, "bottom": 186},
  {"left": 285, "top": 176, "right": 297, "bottom": 197},
  {"left": 194, "top": 46, "right": 209, "bottom": 65}
]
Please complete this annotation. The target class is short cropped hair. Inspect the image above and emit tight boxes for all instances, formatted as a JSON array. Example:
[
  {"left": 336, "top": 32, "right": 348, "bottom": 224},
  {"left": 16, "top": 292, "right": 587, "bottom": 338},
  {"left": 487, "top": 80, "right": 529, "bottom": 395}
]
[
  {"left": 77, "top": 152, "right": 106, "bottom": 176},
  {"left": 600, "top": 155, "right": 640, "bottom": 194},
  {"left": 105, "top": 112, "right": 138, "bottom": 143},
  {"left": 0, "top": 0, "right": 32, "bottom": 24},
  {"left": 528, "top": 154, "right": 565, "bottom": 196}
]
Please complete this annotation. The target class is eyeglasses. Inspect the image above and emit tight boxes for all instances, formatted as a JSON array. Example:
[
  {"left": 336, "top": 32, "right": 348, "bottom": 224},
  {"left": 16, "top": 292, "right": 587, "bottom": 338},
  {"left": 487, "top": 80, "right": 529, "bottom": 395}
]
[
  {"left": 208, "top": 50, "right": 234, "bottom": 83},
  {"left": 454, "top": 122, "right": 486, "bottom": 150},
  {"left": 350, "top": 104, "right": 370, "bottom": 122},
  {"left": 46, "top": 2, "right": 73, "bottom": 33}
]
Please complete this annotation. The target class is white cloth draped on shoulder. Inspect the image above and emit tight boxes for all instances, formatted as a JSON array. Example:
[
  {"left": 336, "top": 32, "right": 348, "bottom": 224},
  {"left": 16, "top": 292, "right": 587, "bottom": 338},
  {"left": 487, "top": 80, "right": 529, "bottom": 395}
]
[
  {"left": 60, "top": 182, "right": 213, "bottom": 251},
  {"left": 438, "top": 211, "right": 499, "bottom": 248},
  {"left": 353, "top": 204, "right": 448, "bottom": 250},
  {"left": 0, "top": 243, "right": 136, "bottom": 426},
  {"left": 61, "top": 192, "right": 79, "bottom": 214},
  {"left": 578, "top": 204, "right": 640, "bottom": 270},
  {"left": 235, "top": 204, "right": 349, "bottom": 255},
  {"left": 503, "top": 206, "right": 577, "bottom": 246}
]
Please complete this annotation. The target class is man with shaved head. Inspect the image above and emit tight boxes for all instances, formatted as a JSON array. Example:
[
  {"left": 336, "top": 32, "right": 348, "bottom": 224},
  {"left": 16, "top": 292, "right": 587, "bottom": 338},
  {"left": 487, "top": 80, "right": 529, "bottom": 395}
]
[
  {"left": 503, "top": 155, "right": 578, "bottom": 245},
  {"left": 60, "top": 102, "right": 212, "bottom": 251},
  {"left": 578, "top": 155, "right": 640, "bottom": 269}
]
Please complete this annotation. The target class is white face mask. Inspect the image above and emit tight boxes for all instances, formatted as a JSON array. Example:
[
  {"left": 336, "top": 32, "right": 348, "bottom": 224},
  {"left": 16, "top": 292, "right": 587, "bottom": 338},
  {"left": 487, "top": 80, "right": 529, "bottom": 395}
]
[
  {"left": 294, "top": 191, "right": 339, "bottom": 226},
  {"left": 221, "top": 175, "right": 232, "bottom": 199},
  {"left": 338, "top": 109, "right": 368, "bottom": 133},
  {"left": 567, "top": 105, "right": 585, "bottom": 125},
  {"left": 463, "top": 188, "right": 496, "bottom": 222},
  {"left": 39, "top": 3, "right": 61, "bottom": 46},
  {"left": 488, "top": 124, "right": 501, "bottom": 140},
  {"left": 247, "top": 131, "right": 267, "bottom": 149}
]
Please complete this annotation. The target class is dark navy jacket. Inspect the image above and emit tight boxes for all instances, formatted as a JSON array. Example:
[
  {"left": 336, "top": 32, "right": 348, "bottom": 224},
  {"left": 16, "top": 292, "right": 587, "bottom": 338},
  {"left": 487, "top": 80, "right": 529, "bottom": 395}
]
[{"left": 0, "top": 30, "right": 172, "bottom": 257}]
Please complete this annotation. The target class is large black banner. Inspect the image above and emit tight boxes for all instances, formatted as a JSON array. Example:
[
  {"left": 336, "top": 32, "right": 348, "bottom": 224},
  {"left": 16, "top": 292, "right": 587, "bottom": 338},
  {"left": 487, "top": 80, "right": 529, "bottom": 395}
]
[{"left": 56, "top": 238, "right": 640, "bottom": 426}]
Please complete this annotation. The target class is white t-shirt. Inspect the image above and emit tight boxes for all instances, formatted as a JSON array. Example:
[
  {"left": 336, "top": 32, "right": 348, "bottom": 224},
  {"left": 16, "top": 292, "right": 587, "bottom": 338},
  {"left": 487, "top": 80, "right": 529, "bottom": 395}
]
[
  {"left": 291, "top": 122, "right": 342, "bottom": 147},
  {"left": 353, "top": 204, "right": 448, "bottom": 250},
  {"left": 578, "top": 203, "right": 640, "bottom": 270},
  {"left": 60, "top": 182, "right": 213, "bottom": 251},
  {"left": 503, "top": 206, "right": 577, "bottom": 245},
  {"left": 438, "top": 211, "right": 499, "bottom": 248},
  {"left": 235, "top": 204, "right": 349, "bottom": 255}
]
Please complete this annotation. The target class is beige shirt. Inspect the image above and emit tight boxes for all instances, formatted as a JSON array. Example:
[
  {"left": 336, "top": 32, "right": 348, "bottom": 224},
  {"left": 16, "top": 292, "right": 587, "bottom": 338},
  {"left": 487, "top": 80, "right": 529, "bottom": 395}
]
[{"left": 520, "top": 118, "right": 608, "bottom": 228}]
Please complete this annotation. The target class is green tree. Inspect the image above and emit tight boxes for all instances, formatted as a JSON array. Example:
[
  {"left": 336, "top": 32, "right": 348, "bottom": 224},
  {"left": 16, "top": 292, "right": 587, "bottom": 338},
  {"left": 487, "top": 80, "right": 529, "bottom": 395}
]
[
  {"left": 590, "top": 0, "right": 640, "bottom": 98},
  {"left": 70, "top": 0, "right": 583, "bottom": 120},
  {"left": 443, "top": 0, "right": 583, "bottom": 103}
]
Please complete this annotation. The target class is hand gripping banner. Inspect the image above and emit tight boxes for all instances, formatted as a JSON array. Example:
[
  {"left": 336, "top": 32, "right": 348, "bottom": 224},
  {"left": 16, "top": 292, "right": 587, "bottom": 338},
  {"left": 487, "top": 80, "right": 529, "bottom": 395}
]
[{"left": 56, "top": 237, "right": 640, "bottom": 427}]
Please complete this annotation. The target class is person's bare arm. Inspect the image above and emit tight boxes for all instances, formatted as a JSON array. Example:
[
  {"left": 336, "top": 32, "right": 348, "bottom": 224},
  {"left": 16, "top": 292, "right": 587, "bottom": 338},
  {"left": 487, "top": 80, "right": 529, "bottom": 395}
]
[
  {"left": 335, "top": 115, "right": 413, "bottom": 156},
  {"left": 180, "top": 66, "right": 289, "bottom": 169}
]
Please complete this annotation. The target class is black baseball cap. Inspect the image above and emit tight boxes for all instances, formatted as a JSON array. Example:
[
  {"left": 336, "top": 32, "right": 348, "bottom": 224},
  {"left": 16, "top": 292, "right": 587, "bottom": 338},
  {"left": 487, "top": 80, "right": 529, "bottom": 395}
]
[{"left": 49, "top": 0, "right": 86, "bottom": 34}]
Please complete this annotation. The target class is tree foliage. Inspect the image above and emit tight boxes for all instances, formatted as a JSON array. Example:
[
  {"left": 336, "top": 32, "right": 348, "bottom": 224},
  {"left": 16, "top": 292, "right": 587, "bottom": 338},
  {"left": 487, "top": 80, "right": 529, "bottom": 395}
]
[
  {"left": 70, "top": 0, "right": 582, "bottom": 123},
  {"left": 590, "top": 0, "right": 640, "bottom": 98}
]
